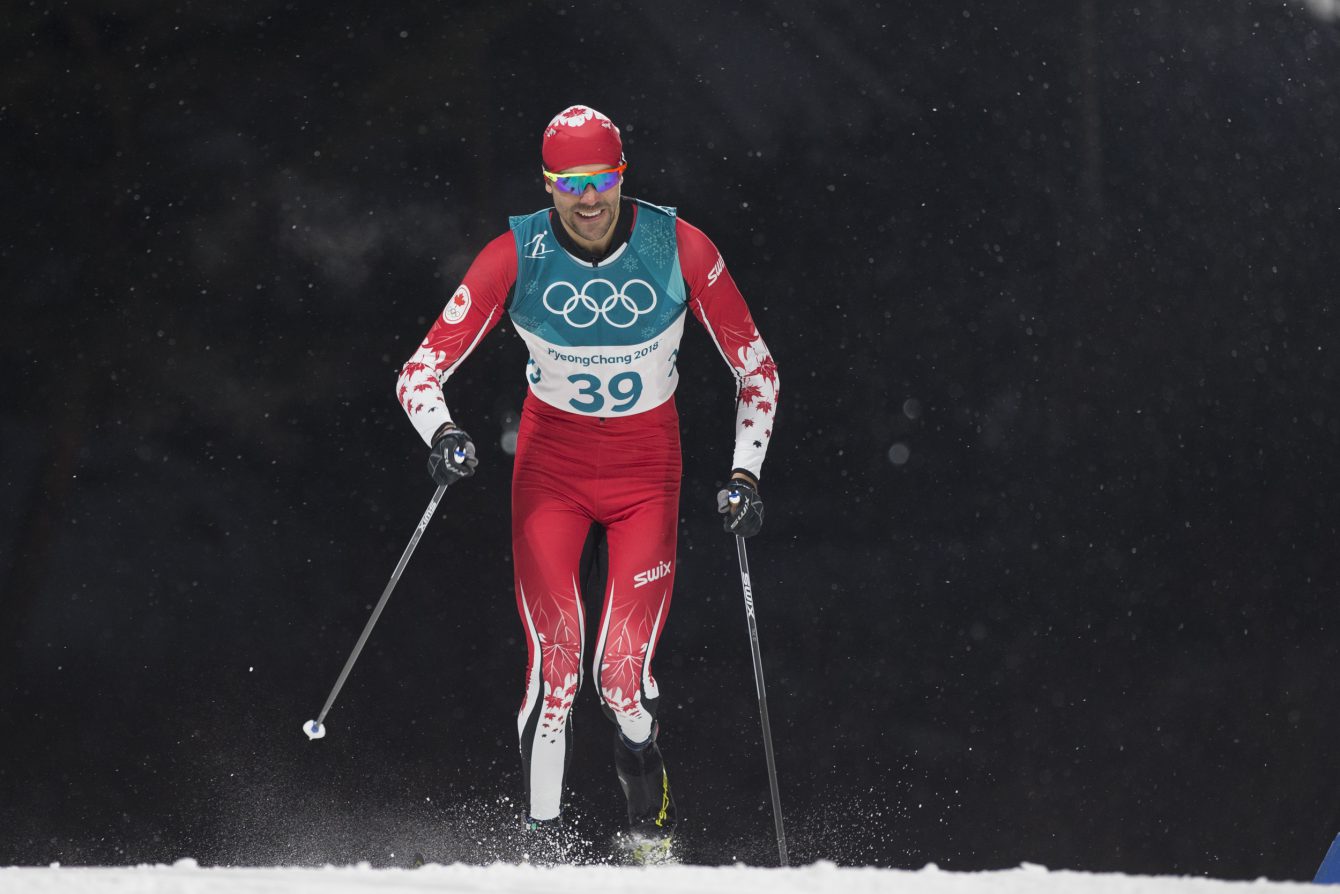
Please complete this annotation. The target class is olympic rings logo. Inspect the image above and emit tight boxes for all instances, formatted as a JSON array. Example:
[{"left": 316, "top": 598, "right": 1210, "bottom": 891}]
[{"left": 541, "top": 278, "right": 657, "bottom": 329}]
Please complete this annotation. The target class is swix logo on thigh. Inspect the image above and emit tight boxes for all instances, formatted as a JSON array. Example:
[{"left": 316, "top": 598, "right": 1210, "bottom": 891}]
[{"left": 633, "top": 559, "right": 673, "bottom": 588}]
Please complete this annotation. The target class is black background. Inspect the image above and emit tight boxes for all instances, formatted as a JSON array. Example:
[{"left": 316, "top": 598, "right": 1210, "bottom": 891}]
[{"left": 3, "top": 0, "right": 1340, "bottom": 879}]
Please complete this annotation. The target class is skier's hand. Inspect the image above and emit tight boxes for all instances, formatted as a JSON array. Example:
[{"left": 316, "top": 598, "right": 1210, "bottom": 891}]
[
  {"left": 716, "top": 476, "right": 764, "bottom": 538},
  {"left": 427, "top": 423, "right": 479, "bottom": 486}
]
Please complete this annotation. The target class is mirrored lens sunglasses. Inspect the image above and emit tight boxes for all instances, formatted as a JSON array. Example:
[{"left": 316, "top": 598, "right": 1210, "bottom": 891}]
[{"left": 543, "top": 164, "right": 627, "bottom": 196}]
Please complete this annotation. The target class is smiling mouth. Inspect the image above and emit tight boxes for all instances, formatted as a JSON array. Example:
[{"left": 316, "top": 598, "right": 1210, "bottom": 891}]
[{"left": 575, "top": 208, "right": 604, "bottom": 220}]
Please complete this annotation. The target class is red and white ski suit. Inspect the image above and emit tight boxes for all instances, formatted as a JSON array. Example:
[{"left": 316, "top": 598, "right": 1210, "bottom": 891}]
[{"left": 397, "top": 201, "right": 778, "bottom": 821}]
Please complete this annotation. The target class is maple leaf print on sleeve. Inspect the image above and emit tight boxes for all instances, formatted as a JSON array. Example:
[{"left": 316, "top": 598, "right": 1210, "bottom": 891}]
[
  {"left": 677, "top": 217, "right": 779, "bottom": 480},
  {"left": 714, "top": 317, "right": 763, "bottom": 369},
  {"left": 394, "top": 232, "right": 516, "bottom": 445}
]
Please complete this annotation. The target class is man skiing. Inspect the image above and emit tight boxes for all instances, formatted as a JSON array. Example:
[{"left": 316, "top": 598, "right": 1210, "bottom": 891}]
[{"left": 396, "top": 104, "right": 779, "bottom": 862}]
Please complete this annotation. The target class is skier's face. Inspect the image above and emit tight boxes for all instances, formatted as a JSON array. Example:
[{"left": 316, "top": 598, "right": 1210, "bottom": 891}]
[{"left": 546, "top": 163, "right": 622, "bottom": 254}]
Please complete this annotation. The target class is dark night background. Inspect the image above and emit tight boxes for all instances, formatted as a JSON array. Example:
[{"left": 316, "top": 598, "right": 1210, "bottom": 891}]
[{"left": 3, "top": 0, "right": 1340, "bottom": 879}]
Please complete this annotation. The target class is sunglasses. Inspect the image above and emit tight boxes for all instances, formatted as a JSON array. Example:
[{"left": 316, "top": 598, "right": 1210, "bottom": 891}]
[{"left": 543, "top": 164, "right": 627, "bottom": 195}]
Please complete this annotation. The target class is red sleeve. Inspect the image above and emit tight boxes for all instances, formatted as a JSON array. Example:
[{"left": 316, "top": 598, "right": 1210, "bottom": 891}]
[
  {"left": 677, "top": 217, "right": 779, "bottom": 480},
  {"left": 396, "top": 232, "right": 517, "bottom": 445}
]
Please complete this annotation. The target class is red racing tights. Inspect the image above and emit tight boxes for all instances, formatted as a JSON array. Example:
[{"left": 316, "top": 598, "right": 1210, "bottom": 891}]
[{"left": 511, "top": 394, "right": 681, "bottom": 822}]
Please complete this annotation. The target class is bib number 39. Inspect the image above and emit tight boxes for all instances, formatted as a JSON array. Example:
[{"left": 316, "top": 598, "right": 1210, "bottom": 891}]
[{"left": 568, "top": 371, "right": 643, "bottom": 413}]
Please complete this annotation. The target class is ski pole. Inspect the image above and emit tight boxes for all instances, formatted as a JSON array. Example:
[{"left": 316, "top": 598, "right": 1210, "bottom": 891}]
[
  {"left": 303, "top": 482, "right": 450, "bottom": 741},
  {"left": 728, "top": 494, "right": 788, "bottom": 867}
]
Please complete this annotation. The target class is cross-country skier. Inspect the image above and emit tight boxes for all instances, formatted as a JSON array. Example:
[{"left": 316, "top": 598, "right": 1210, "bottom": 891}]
[{"left": 396, "top": 104, "right": 779, "bottom": 863}]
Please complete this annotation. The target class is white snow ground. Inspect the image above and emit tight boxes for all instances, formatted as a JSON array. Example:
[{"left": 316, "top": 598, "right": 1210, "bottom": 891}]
[{"left": 0, "top": 860, "right": 1319, "bottom": 894}]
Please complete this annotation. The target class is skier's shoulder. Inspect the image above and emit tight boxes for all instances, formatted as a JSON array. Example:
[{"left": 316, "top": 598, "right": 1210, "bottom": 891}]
[
  {"left": 665, "top": 213, "right": 723, "bottom": 280},
  {"left": 627, "top": 197, "right": 718, "bottom": 255},
  {"left": 457, "top": 231, "right": 519, "bottom": 308},
  {"left": 629, "top": 197, "right": 677, "bottom": 221},
  {"left": 634, "top": 199, "right": 716, "bottom": 256},
  {"left": 473, "top": 230, "right": 519, "bottom": 272},
  {"left": 509, "top": 207, "right": 551, "bottom": 232},
  {"left": 671, "top": 215, "right": 715, "bottom": 251}
]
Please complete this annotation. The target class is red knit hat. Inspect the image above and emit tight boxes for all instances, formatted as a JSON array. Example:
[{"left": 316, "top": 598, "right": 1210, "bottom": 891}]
[{"left": 541, "top": 105, "right": 624, "bottom": 172}]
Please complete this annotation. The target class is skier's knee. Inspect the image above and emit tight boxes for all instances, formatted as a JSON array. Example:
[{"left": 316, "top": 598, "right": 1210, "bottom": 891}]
[
  {"left": 600, "top": 694, "right": 656, "bottom": 745},
  {"left": 617, "top": 720, "right": 659, "bottom": 753}
]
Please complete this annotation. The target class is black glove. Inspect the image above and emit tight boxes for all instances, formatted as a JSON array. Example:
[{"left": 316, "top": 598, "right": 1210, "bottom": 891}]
[
  {"left": 717, "top": 479, "right": 764, "bottom": 538},
  {"left": 427, "top": 425, "right": 479, "bottom": 487}
]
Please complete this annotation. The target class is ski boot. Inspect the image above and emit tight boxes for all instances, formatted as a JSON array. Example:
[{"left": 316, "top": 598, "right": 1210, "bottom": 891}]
[{"left": 613, "top": 726, "right": 678, "bottom": 865}]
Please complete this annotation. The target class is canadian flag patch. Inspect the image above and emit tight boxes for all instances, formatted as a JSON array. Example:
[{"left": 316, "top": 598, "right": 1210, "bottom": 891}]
[{"left": 443, "top": 285, "right": 471, "bottom": 324}]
